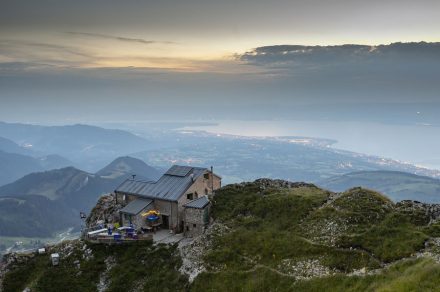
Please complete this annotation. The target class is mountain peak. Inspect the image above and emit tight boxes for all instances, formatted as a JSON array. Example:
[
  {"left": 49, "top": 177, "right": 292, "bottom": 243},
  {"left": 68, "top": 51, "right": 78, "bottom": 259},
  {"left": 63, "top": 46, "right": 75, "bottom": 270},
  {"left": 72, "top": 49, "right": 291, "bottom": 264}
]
[
  {"left": 96, "top": 156, "right": 161, "bottom": 181},
  {"left": 0, "top": 166, "right": 89, "bottom": 200}
]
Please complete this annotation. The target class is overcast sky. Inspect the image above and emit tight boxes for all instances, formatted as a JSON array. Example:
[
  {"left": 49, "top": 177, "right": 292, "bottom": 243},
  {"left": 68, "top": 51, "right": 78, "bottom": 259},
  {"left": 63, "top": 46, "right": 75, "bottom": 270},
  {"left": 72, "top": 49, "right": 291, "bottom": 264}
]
[
  {"left": 2, "top": 0, "right": 440, "bottom": 67},
  {"left": 1, "top": 0, "right": 440, "bottom": 122}
]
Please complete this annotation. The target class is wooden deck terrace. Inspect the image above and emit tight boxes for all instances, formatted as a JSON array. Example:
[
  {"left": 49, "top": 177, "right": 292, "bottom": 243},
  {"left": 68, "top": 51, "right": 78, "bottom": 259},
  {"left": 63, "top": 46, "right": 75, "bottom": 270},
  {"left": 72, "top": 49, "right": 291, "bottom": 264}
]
[{"left": 85, "top": 234, "right": 153, "bottom": 245}]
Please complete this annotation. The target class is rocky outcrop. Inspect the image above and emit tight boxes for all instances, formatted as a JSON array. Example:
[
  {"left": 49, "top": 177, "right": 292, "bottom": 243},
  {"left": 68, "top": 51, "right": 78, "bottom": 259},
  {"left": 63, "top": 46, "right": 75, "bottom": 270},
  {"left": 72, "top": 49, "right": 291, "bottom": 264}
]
[
  {"left": 277, "top": 258, "right": 335, "bottom": 280},
  {"left": 97, "top": 256, "right": 116, "bottom": 292},
  {"left": 254, "top": 178, "right": 318, "bottom": 189},
  {"left": 86, "top": 194, "right": 122, "bottom": 227},
  {"left": 396, "top": 200, "right": 440, "bottom": 223},
  {"left": 179, "top": 222, "right": 229, "bottom": 282},
  {"left": 0, "top": 252, "right": 35, "bottom": 289}
]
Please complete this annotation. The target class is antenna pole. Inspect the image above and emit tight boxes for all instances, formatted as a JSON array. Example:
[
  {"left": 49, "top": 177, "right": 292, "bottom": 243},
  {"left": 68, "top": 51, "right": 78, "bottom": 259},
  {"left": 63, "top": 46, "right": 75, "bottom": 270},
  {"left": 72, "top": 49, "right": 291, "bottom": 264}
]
[{"left": 211, "top": 166, "right": 214, "bottom": 195}]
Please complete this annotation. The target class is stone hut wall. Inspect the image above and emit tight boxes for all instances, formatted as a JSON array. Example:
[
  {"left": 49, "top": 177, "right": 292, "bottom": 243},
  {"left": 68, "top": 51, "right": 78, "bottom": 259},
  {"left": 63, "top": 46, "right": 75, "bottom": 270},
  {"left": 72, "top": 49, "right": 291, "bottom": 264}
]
[{"left": 184, "top": 206, "right": 210, "bottom": 237}]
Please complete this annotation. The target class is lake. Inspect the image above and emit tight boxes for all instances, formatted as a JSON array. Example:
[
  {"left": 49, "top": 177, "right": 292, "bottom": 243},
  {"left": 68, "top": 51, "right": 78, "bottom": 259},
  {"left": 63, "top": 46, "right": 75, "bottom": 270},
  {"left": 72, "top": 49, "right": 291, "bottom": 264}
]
[{"left": 183, "top": 120, "right": 440, "bottom": 170}]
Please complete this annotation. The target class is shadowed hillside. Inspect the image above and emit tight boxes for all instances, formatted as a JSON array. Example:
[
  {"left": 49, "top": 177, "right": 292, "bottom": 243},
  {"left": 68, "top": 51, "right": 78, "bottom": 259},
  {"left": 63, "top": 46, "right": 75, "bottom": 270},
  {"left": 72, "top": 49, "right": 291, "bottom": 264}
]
[
  {"left": 0, "top": 122, "right": 151, "bottom": 172},
  {"left": 0, "top": 157, "right": 160, "bottom": 238},
  {"left": 0, "top": 136, "right": 73, "bottom": 186}
]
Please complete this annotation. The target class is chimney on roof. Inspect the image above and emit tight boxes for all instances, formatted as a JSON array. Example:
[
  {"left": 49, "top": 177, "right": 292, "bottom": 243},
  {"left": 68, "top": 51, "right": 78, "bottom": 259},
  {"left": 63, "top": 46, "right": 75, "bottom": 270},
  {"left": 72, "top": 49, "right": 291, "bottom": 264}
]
[
  {"left": 190, "top": 173, "right": 195, "bottom": 182},
  {"left": 131, "top": 174, "right": 136, "bottom": 180},
  {"left": 211, "top": 166, "right": 214, "bottom": 194}
]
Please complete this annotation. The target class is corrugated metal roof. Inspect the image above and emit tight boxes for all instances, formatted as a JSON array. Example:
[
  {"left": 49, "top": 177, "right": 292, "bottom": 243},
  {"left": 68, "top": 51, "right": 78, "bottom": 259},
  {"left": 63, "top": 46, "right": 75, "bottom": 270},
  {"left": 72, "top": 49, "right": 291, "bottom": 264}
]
[
  {"left": 115, "top": 165, "right": 208, "bottom": 201},
  {"left": 119, "top": 198, "right": 152, "bottom": 215},
  {"left": 184, "top": 196, "right": 210, "bottom": 209},
  {"left": 165, "top": 165, "right": 193, "bottom": 177}
]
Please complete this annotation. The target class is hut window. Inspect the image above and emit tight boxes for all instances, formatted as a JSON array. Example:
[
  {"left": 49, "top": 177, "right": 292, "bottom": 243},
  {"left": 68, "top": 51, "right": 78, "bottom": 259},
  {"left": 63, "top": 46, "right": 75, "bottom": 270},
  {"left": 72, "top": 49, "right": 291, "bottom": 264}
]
[
  {"left": 193, "top": 224, "right": 197, "bottom": 228},
  {"left": 187, "top": 193, "right": 193, "bottom": 200},
  {"left": 204, "top": 173, "right": 209, "bottom": 179}
]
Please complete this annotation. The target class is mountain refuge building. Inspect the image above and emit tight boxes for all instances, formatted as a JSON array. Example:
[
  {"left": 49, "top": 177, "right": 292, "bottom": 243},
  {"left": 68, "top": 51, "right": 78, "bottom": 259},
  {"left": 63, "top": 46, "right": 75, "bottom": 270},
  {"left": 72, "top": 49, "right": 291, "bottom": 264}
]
[{"left": 114, "top": 165, "right": 221, "bottom": 236}]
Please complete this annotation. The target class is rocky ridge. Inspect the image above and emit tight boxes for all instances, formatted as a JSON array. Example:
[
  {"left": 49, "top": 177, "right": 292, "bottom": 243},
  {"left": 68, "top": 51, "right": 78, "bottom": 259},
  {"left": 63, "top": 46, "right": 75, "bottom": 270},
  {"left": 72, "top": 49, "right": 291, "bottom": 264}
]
[{"left": 86, "top": 194, "right": 122, "bottom": 227}]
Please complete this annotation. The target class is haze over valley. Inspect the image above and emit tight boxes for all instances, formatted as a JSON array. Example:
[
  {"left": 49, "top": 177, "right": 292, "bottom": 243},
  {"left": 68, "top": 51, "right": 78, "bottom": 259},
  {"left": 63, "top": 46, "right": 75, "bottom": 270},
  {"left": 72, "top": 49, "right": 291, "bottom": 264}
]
[{"left": 1, "top": 0, "right": 440, "bottom": 290}]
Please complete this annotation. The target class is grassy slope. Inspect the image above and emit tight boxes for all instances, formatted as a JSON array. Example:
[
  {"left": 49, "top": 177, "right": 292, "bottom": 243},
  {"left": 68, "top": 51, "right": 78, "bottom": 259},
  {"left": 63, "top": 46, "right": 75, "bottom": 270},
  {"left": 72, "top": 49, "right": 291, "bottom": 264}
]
[
  {"left": 303, "top": 188, "right": 428, "bottom": 262},
  {"left": 192, "top": 183, "right": 437, "bottom": 291},
  {"left": 3, "top": 181, "right": 440, "bottom": 291},
  {"left": 2, "top": 241, "right": 187, "bottom": 292},
  {"left": 193, "top": 258, "right": 440, "bottom": 292},
  {"left": 292, "top": 258, "right": 440, "bottom": 292}
]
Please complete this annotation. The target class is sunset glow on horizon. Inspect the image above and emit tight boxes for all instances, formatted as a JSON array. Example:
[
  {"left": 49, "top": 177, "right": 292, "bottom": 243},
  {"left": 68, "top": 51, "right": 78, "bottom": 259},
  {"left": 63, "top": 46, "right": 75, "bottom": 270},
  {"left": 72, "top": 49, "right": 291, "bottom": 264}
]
[{"left": 1, "top": 0, "right": 440, "bottom": 71}]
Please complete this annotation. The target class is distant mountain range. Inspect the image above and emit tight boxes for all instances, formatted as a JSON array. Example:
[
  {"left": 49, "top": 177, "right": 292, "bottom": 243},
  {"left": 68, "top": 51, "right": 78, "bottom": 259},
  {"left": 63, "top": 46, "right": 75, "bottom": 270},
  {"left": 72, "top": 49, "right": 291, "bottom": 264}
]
[
  {"left": 0, "top": 150, "right": 43, "bottom": 186},
  {"left": 0, "top": 122, "right": 151, "bottom": 172},
  {"left": 0, "top": 136, "right": 30, "bottom": 155},
  {"left": 0, "top": 136, "right": 72, "bottom": 186},
  {"left": 1, "top": 120, "right": 440, "bottom": 211},
  {"left": 0, "top": 156, "right": 161, "bottom": 237},
  {"left": 0, "top": 138, "right": 72, "bottom": 186},
  {"left": 1, "top": 121, "right": 439, "bottom": 186},
  {"left": 320, "top": 170, "right": 440, "bottom": 203}
]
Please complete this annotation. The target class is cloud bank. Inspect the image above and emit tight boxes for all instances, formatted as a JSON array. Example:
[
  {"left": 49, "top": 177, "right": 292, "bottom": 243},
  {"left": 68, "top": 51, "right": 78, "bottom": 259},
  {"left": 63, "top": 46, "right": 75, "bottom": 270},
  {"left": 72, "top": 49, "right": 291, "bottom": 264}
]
[
  {"left": 239, "top": 42, "right": 440, "bottom": 67},
  {"left": 1, "top": 41, "right": 440, "bottom": 122}
]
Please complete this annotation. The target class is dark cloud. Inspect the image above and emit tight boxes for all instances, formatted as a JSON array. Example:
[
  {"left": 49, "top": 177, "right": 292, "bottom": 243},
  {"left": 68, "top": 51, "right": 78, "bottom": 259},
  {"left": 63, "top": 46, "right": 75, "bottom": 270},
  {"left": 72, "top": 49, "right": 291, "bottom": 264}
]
[
  {"left": 238, "top": 42, "right": 440, "bottom": 92},
  {"left": 65, "top": 32, "right": 176, "bottom": 45},
  {"left": 239, "top": 42, "right": 440, "bottom": 67}
]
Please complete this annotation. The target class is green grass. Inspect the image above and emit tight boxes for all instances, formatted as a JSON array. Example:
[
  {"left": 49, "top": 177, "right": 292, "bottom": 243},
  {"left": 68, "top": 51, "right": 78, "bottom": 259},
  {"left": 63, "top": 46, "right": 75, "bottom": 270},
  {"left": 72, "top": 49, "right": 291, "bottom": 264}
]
[
  {"left": 193, "top": 258, "right": 440, "bottom": 292},
  {"left": 205, "top": 184, "right": 384, "bottom": 274},
  {"left": 302, "top": 188, "right": 429, "bottom": 262},
  {"left": 192, "top": 267, "right": 297, "bottom": 292},
  {"left": 3, "top": 181, "right": 439, "bottom": 292},
  {"left": 331, "top": 187, "right": 393, "bottom": 225},
  {"left": 205, "top": 228, "right": 379, "bottom": 272},
  {"left": 2, "top": 241, "right": 187, "bottom": 292},
  {"left": 106, "top": 243, "right": 187, "bottom": 292},
  {"left": 338, "top": 213, "right": 428, "bottom": 262},
  {"left": 2, "top": 254, "right": 49, "bottom": 292},
  {"left": 396, "top": 202, "right": 431, "bottom": 226},
  {"left": 195, "top": 183, "right": 434, "bottom": 290},
  {"left": 212, "top": 183, "right": 330, "bottom": 229},
  {"left": 292, "top": 258, "right": 440, "bottom": 292},
  {"left": 423, "top": 223, "right": 440, "bottom": 237}
]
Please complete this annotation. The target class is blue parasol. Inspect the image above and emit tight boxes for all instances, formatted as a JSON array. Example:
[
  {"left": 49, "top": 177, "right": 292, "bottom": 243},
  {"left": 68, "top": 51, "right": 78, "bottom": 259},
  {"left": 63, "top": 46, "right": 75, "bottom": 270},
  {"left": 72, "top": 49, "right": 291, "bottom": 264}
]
[{"left": 146, "top": 214, "right": 159, "bottom": 221}]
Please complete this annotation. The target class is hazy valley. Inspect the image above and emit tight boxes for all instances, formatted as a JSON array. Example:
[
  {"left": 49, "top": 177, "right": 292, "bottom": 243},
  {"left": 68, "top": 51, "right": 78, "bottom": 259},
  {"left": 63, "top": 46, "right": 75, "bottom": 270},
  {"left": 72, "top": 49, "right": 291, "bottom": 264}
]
[
  {"left": 2, "top": 1, "right": 440, "bottom": 289},
  {"left": 0, "top": 121, "right": 439, "bottom": 256}
]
